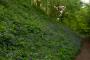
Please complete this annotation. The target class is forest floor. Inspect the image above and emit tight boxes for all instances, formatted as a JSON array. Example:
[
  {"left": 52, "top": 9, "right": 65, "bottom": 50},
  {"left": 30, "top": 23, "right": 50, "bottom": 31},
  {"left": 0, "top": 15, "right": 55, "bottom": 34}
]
[{"left": 75, "top": 39, "right": 90, "bottom": 60}]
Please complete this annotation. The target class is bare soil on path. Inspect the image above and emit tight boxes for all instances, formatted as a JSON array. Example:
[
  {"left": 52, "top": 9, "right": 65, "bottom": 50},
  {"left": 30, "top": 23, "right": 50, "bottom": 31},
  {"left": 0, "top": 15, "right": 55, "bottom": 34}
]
[{"left": 75, "top": 38, "right": 90, "bottom": 60}]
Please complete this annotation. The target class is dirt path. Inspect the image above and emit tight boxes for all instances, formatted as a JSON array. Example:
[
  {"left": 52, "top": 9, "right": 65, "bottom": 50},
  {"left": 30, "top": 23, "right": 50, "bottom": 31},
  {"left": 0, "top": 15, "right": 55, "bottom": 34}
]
[{"left": 75, "top": 39, "right": 90, "bottom": 60}]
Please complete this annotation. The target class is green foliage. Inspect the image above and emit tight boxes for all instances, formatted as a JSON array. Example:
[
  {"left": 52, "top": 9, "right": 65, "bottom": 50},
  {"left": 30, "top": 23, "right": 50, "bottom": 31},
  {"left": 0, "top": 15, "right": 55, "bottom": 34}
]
[
  {"left": 0, "top": 0, "right": 80, "bottom": 60},
  {"left": 63, "top": 4, "right": 90, "bottom": 37}
]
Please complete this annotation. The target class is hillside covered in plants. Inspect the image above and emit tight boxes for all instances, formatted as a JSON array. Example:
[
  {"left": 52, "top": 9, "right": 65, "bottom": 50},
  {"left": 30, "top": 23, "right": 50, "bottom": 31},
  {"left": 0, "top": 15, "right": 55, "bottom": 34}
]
[{"left": 1, "top": 0, "right": 90, "bottom": 60}]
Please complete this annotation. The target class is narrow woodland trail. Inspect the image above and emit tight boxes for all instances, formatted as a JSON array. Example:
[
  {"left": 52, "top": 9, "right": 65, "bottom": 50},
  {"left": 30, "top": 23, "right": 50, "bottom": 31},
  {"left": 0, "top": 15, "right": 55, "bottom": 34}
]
[{"left": 75, "top": 38, "right": 90, "bottom": 60}]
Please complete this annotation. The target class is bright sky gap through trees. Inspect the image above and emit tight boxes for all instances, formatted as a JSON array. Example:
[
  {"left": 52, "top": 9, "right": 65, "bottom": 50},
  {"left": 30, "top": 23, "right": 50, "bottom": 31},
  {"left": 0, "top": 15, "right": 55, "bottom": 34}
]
[{"left": 81, "top": 0, "right": 90, "bottom": 3}]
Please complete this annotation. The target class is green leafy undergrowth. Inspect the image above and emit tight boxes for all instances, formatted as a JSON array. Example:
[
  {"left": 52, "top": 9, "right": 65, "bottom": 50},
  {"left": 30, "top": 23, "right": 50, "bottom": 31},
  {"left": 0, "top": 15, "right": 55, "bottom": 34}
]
[{"left": 0, "top": 1, "right": 80, "bottom": 60}]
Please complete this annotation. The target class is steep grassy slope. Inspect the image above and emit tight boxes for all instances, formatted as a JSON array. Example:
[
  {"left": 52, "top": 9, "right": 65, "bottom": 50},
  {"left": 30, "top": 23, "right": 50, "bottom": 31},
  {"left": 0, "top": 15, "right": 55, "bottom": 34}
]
[{"left": 0, "top": 0, "right": 80, "bottom": 60}]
